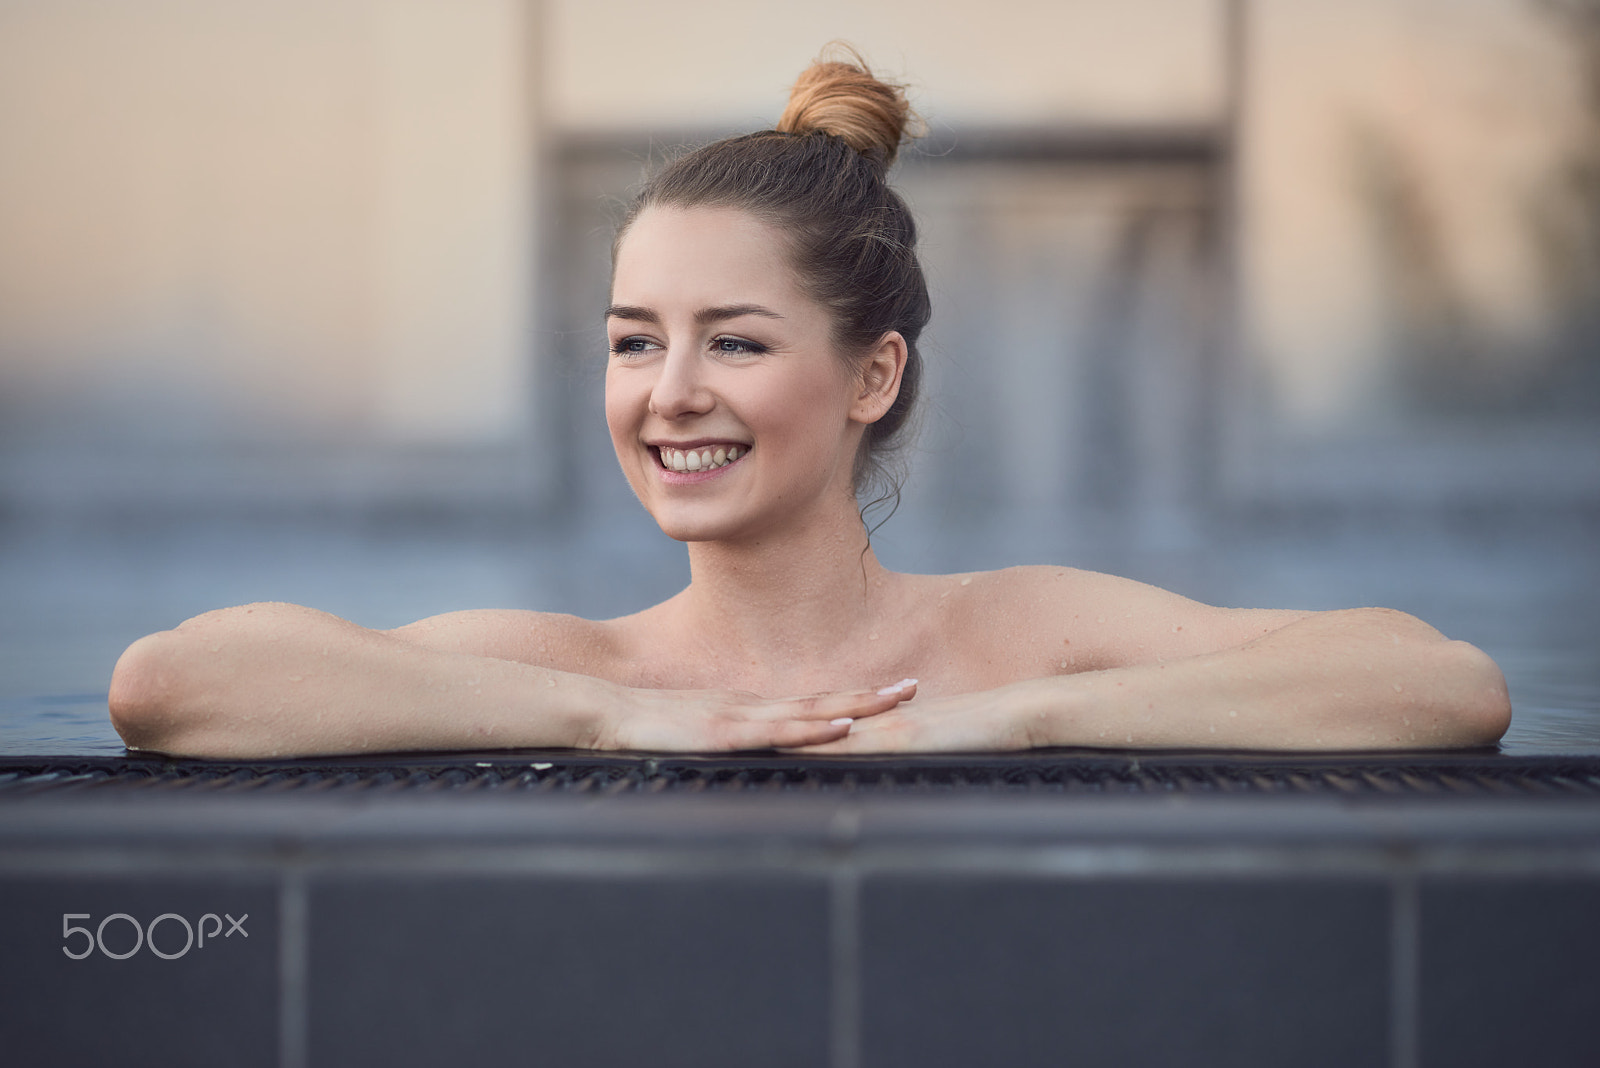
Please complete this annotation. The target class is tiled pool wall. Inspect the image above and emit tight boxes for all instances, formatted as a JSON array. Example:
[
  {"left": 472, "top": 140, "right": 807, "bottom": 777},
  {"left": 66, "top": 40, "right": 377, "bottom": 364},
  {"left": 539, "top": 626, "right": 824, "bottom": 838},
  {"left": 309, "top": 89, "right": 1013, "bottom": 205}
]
[{"left": 3, "top": 791, "right": 1598, "bottom": 1068}]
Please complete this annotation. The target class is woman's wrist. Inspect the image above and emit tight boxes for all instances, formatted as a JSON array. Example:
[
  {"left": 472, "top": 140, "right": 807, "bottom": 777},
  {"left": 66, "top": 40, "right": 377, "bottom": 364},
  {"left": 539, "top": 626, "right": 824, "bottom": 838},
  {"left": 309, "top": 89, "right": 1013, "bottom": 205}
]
[
  {"left": 539, "top": 669, "right": 624, "bottom": 750},
  {"left": 1004, "top": 675, "right": 1060, "bottom": 749}
]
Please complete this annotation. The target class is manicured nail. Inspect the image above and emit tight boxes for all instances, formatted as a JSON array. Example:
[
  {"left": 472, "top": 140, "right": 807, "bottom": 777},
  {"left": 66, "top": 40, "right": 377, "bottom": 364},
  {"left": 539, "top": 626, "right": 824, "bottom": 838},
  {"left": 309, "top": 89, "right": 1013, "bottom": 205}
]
[
  {"left": 876, "top": 685, "right": 902, "bottom": 695},
  {"left": 899, "top": 678, "right": 918, "bottom": 688},
  {"left": 830, "top": 718, "right": 854, "bottom": 727}
]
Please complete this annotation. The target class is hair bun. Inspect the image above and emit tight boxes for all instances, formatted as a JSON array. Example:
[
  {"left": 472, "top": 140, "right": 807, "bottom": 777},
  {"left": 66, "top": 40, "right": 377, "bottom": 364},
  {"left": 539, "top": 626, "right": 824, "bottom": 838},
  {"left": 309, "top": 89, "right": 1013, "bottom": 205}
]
[{"left": 776, "top": 45, "right": 921, "bottom": 167}]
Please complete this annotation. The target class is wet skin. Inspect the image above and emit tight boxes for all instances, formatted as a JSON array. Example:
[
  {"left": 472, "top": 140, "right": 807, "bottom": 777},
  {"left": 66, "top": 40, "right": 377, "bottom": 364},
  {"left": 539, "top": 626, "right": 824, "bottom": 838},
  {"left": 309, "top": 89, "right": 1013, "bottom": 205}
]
[{"left": 106, "top": 207, "right": 1512, "bottom": 758}]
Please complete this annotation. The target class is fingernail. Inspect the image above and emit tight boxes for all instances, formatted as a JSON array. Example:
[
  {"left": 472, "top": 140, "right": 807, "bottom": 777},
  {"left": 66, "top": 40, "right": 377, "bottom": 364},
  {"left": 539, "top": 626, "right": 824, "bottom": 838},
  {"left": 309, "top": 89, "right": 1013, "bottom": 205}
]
[
  {"left": 876, "top": 685, "right": 902, "bottom": 695},
  {"left": 899, "top": 678, "right": 918, "bottom": 687},
  {"left": 830, "top": 717, "right": 854, "bottom": 727}
]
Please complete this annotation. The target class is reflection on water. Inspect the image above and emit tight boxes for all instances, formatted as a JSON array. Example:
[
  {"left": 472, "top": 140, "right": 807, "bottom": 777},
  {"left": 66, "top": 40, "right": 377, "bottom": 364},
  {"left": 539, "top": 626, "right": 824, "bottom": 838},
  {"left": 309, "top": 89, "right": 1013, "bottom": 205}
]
[
  {"left": 0, "top": 695, "right": 119, "bottom": 756},
  {"left": 0, "top": 510, "right": 1594, "bottom": 757}
]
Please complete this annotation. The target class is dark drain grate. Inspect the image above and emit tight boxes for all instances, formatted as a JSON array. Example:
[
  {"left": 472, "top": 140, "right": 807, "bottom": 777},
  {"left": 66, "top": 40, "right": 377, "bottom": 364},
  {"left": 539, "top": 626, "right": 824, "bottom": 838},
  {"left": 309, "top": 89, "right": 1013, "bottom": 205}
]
[{"left": 3, "top": 752, "right": 1600, "bottom": 798}]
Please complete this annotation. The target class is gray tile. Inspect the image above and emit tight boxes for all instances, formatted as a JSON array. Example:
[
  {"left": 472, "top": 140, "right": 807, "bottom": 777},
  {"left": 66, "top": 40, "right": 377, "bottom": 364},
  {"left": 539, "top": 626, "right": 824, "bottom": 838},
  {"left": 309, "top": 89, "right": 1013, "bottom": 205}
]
[
  {"left": 307, "top": 874, "right": 830, "bottom": 1067},
  {"left": 861, "top": 875, "right": 1389, "bottom": 1068},
  {"left": 0, "top": 875, "right": 278, "bottom": 1067},
  {"left": 1420, "top": 877, "right": 1600, "bottom": 1068}
]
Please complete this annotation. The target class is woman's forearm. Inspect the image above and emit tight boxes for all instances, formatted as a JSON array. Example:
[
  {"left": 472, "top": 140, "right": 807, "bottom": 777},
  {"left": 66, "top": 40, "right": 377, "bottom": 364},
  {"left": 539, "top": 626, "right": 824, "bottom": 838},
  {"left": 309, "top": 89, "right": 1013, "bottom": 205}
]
[
  {"left": 108, "top": 603, "right": 613, "bottom": 759},
  {"left": 1015, "top": 607, "right": 1510, "bottom": 750}
]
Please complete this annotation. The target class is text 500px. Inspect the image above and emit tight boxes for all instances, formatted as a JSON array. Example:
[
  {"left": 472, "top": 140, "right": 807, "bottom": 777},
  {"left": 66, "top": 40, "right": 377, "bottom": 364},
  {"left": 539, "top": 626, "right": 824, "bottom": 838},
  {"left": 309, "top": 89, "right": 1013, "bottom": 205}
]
[{"left": 61, "top": 912, "right": 249, "bottom": 960}]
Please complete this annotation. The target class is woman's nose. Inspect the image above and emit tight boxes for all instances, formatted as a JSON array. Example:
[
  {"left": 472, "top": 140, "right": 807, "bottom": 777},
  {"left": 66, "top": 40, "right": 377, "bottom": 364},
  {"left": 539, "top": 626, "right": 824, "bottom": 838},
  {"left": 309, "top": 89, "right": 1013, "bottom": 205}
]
[{"left": 648, "top": 345, "right": 713, "bottom": 419}]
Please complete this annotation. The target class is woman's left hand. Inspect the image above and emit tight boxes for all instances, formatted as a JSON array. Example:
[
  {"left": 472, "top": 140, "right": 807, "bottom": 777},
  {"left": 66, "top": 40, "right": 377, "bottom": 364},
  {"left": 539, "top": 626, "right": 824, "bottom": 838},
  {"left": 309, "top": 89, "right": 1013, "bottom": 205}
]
[{"left": 784, "top": 684, "right": 1039, "bottom": 754}]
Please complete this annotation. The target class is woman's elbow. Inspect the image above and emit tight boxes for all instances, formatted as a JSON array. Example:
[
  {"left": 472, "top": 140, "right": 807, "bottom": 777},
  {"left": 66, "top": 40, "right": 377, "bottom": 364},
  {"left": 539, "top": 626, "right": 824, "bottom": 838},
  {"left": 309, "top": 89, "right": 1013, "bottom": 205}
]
[
  {"left": 1438, "top": 639, "right": 1512, "bottom": 747},
  {"left": 109, "top": 631, "right": 192, "bottom": 753}
]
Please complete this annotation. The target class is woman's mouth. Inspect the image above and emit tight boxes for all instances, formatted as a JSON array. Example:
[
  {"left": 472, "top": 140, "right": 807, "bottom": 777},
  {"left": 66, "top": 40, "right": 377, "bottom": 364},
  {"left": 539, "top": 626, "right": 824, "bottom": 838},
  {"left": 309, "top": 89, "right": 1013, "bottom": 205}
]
[{"left": 655, "top": 444, "right": 747, "bottom": 473}]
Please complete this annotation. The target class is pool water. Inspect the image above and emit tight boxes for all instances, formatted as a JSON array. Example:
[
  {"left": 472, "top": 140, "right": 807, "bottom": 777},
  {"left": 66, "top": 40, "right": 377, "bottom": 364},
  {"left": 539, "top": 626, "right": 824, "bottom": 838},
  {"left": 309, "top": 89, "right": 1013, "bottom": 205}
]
[{"left": 2, "top": 510, "right": 1595, "bottom": 756}]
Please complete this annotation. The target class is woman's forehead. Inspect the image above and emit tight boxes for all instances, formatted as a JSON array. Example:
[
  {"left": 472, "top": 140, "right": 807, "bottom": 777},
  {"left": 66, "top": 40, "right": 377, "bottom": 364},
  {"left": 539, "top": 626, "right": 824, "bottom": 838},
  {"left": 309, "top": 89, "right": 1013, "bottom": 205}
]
[{"left": 612, "top": 205, "right": 803, "bottom": 308}]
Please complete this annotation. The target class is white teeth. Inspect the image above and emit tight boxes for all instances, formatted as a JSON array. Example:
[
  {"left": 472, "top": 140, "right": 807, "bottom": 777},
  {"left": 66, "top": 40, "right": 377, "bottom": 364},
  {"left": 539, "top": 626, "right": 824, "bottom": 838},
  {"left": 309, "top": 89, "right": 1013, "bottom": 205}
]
[{"left": 658, "top": 444, "right": 746, "bottom": 471}]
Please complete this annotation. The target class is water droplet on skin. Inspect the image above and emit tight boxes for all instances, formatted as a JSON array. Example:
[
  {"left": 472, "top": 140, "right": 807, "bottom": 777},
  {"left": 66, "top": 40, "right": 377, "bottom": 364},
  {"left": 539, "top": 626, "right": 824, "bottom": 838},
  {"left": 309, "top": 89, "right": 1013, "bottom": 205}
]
[
  {"left": 1059, "top": 660, "right": 1069, "bottom": 670},
  {"left": 960, "top": 577, "right": 972, "bottom": 586},
  {"left": 868, "top": 633, "right": 879, "bottom": 641},
  {"left": 1228, "top": 710, "right": 1238, "bottom": 717},
  {"left": 288, "top": 675, "right": 304, "bottom": 683},
  {"left": 545, "top": 677, "right": 557, "bottom": 688}
]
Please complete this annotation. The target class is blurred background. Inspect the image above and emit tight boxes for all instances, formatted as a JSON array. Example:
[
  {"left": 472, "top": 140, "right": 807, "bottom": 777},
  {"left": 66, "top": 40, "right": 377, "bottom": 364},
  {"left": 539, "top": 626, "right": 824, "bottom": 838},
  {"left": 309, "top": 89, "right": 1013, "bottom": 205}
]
[{"left": 1, "top": 0, "right": 1596, "bottom": 752}]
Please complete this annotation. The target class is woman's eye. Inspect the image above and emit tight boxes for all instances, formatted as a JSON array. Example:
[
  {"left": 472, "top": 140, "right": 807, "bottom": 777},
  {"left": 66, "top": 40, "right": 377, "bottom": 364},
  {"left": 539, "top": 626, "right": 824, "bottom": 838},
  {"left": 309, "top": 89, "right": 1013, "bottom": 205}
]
[
  {"left": 609, "top": 336, "right": 658, "bottom": 357},
  {"left": 712, "top": 337, "right": 766, "bottom": 356}
]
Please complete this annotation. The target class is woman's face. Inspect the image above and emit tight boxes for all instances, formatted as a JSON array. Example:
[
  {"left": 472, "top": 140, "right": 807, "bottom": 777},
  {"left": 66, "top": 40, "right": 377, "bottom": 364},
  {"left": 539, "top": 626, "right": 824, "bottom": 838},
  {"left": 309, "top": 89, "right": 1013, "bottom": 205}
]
[{"left": 605, "top": 205, "right": 865, "bottom": 544}]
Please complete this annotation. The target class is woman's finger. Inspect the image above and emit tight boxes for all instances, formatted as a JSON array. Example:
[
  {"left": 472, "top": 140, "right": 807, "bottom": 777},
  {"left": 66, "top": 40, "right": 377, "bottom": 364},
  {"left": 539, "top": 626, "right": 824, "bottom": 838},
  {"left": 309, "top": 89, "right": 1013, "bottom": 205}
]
[
  {"left": 783, "top": 693, "right": 1028, "bottom": 755},
  {"left": 778, "top": 711, "right": 913, "bottom": 754},
  {"left": 764, "top": 679, "right": 918, "bottom": 720},
  {"left": 715, "top": 715, "right": 855, "bottom": 751}
]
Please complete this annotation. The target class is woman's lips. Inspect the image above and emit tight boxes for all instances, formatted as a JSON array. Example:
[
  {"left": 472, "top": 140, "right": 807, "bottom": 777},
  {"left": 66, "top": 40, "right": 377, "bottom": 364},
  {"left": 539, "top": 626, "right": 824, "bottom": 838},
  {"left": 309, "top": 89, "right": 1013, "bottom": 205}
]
[{"left": 653, "top": 443, "right": 749, "bottom": 483}]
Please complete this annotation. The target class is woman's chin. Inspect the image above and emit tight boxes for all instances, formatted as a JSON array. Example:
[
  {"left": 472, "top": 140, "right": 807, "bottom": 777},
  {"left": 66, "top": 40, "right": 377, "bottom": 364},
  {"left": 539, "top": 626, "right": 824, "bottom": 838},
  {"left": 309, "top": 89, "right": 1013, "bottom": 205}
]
[{"left": 645, "top": 506, "right": 743, "bottom": 544}]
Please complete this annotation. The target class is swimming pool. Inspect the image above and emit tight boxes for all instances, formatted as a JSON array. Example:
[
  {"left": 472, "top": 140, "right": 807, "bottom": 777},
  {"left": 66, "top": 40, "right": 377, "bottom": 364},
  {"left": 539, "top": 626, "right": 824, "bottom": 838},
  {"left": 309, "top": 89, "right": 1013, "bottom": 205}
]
[
  {"left": 3, "top": 509, "right": 1597, "bottom": 1066},
  {"left": 1, "top": 508, "right": 1595, "bottom": 756}
]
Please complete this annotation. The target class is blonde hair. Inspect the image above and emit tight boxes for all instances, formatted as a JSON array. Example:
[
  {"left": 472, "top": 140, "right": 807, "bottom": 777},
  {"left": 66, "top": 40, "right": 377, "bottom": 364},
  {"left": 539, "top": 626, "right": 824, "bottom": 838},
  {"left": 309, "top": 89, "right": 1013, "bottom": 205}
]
[{"left": 777, "top": 44, "right": 922, "bottom": 167}]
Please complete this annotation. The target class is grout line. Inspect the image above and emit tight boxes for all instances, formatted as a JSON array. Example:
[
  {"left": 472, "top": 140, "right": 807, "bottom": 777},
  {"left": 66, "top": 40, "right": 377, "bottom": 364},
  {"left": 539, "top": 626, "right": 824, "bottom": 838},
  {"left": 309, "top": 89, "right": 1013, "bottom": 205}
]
[
  {"left": 1391, "top": 870, "right": 1419, "bottom": 1068},
  {"left": 279, "top": 870, "right": 308, "bottom": 1068},
  {"left": 830, "top": 865, "right": 861, "bottom": 1068}
]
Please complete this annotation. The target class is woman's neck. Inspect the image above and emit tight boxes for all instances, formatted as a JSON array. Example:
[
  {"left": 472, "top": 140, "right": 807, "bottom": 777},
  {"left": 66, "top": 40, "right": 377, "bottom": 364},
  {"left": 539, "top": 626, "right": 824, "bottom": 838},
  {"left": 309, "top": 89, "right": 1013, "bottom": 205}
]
[{"left": 674, "top": 498, "right": 899, "bottom": 672}]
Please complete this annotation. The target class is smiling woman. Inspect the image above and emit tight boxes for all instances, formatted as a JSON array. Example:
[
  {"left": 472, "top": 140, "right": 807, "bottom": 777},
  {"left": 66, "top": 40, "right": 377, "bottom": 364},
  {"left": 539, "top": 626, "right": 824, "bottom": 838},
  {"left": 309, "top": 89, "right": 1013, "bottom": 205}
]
[
  {"left": 604, "top": 207, "right": 901, "bottom": 545},
  {"left": 106, "top": 46, "right": 1512, "bottom": 759}
]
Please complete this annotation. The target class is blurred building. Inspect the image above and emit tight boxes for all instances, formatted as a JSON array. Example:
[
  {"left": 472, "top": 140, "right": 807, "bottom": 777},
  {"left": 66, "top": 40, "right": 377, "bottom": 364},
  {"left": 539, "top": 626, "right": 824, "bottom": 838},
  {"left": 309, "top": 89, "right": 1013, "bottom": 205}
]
[{"left": 0, "top": 0, "right": 1595, "bottom": 527}]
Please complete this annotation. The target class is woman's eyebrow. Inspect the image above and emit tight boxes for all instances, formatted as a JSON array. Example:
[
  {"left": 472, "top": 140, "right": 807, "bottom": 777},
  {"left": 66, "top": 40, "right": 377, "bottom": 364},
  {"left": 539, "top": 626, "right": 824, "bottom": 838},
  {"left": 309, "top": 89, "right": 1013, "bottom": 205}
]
[
  {"left": 695, "top": 303, "right": 784, "bottom": 325},
  {"left": 605, "top": 304, "right": 658, "bottom": 323},
  {"left": 604, "top": 303, "right": 785, "bottom": 325}
]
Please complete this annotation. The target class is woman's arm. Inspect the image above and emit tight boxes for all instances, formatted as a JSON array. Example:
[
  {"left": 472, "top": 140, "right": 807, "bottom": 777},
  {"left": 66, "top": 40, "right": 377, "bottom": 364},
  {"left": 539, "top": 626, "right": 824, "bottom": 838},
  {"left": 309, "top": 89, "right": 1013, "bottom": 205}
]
[
  {"left": 109, "top": 602, "right": 909, "bottom": 758},
  {"left": 794, "top": 601, "right": 1511, "bottom": 754}
]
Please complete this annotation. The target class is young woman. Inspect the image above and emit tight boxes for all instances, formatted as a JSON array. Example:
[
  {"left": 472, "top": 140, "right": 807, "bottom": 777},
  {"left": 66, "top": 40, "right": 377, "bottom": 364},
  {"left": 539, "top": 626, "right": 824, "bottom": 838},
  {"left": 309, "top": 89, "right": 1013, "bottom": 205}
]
[{"left": 108, "top": 53, "right": 1511, "bottom": 759}]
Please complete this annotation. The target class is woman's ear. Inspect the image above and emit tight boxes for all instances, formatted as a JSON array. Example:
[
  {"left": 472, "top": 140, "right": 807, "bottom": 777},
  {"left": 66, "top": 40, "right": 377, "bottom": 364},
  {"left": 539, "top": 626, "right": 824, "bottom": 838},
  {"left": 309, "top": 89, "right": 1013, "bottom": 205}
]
[{"left": 850, "top": 331, "right": 908, "bottom": 425}]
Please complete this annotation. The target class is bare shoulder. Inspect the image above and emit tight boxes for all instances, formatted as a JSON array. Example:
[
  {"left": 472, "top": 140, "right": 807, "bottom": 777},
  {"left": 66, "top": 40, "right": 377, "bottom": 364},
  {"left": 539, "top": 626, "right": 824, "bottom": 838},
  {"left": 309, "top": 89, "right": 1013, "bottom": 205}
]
[
  {"left": 933, "top": 565, "right": 1310, "bottom": 670},
  {"left": 384, "top": 609, "right": 622, "bottom": 674}
]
